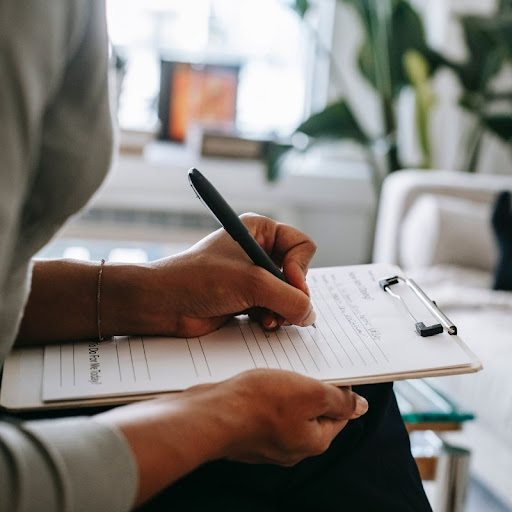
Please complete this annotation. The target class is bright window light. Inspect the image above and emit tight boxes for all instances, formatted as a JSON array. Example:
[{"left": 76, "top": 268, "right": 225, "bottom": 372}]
[
  {"left": 108, "top": 248, "right": 149, "bottom": 263},
  {"left": 62, "top": 247, "right": 91, "bottom": 261},
  {"left": 106, "top": 0, "right": 327, "bottom": 135}
]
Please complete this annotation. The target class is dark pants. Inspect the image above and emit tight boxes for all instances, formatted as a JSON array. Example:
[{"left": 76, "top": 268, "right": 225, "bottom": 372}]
[{"left": 138, "top": 383, "right": 432, "bottom": 511}]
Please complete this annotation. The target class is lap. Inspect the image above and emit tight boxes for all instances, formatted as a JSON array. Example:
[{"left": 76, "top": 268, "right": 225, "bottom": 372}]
[{"left": 137, "top": 383, "right": 432, "bottom": 512}]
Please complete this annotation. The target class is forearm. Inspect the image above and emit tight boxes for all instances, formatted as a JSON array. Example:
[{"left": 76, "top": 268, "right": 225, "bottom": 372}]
[
  {"left": 15, "top": 259, "right": 167, "bottom": 345},
  {"left": 96, "top": 399, "right": 229, "bottom": 506},
  {"left": 15, "top": 215, "right": 317, "bottom": 344},
  {"left": 95, "top": 369, "right": 366, "bottom": 507}
]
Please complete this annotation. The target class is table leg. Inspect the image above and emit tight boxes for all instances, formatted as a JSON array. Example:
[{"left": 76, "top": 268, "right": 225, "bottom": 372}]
[{"left": 433, "top": 441, "right": 470, "bottom": 512}]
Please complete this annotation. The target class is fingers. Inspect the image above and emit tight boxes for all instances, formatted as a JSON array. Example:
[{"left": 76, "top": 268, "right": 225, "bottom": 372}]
[
  {"left": 174, "top": 313, "right": 233, "bottom": 338},
  {"left": 248, "top": 307, "right": 285, "bottom": 330},
  {"left": 250, "top": 268, "right": 315, "bottom": 326},
  {"left": 273, "top": 222, "right": 316, "bottom": 295},
  {"left": 314, "top": 417, "right": 349, "bottom": 449},
  {"left": 311, "top": 382, "right": 368, "bottom": 420},
  {"left": 236, "top": 214, "right": 317, "bottom": 326},
  {"left": 283, "top": 259, "right": 310, "bottom": 296},
  {"left": 241, "top": 214, "right": 316, "bottom": 297},
  {"left": 261, "top": 311, "right": 284, "bottom": 330},
  {"left": 296, "top": 385, "right": 367, "bottom": 462},
  {"left": 214, "top": 370, "right": 368, "bottom": 468}
]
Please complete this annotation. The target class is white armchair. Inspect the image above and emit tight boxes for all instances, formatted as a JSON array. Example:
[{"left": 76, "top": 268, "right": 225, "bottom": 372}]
[
  {"left": 372, "top": 169, "right": 512, "bottom": 509},
  {"left": 373, "top": 169, "right": 512, "bottom": 266}
]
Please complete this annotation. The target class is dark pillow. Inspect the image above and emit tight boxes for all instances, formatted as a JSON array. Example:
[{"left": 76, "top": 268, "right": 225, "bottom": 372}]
[{"left": 491, "top": 190, "right": 512, "bottom": 291}]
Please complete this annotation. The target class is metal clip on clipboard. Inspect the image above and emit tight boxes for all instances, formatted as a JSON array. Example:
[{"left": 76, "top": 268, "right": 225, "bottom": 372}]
[{"left": 379, "top": 276, "right": 458, "bottom": 337}]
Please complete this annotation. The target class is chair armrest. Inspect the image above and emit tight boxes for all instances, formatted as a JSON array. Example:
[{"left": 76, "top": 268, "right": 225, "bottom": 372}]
[{"left": 372, "top": 169, "right": 512, "bottom": 265}]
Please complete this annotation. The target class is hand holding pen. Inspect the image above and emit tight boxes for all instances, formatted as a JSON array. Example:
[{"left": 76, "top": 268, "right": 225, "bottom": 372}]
[{"left": 187, "top": 167, "right": 316, "bottom": 331}]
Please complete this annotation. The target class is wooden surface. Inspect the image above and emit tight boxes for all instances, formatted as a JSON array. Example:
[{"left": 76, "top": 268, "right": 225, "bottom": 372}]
[
  {"left": 406, "top": 422, "right": 462, "bottom": 433},
  {"left": 415, "top": 456, "right": 438, "bottom": 481}
]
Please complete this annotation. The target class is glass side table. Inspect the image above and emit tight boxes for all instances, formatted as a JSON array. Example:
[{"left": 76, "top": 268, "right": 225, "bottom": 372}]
[{"left": 395, "top": 379, "right": 475, "bottom": 512}]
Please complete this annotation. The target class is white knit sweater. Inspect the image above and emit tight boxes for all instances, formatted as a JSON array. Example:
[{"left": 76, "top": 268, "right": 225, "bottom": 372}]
[{"left": 0, "top": 1, "right": 137, "bottom": 510}]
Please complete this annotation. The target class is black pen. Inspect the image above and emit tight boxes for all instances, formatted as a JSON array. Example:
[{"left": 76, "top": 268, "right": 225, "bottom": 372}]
[{"left": 188, "top": 167, "right": 315, "bottom": 326}]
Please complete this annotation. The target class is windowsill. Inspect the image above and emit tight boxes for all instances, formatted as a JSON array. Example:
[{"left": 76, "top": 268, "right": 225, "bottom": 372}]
[
  {"left": 72, "top": 141, "right": 377, "bottom": 266},
  {"left": 94, "top": 140, "right": 375, "bottom": 211}
]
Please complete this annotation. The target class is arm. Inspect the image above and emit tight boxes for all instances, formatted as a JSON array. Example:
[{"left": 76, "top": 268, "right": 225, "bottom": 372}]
[
  {"left": 95, "top": 369, "right": 369, "bottom": 507},
  {"left": 15, "top": 259, "right": 150, "bottom": 345},
  {"left": 17, "top": 213, "right": 369, "bottom": 509},
  {"left": 17, "top": 214, "right": 317, "bottom": 344},
  {"left": 0, "top": 2, "right": 137, "bottom": 511}
]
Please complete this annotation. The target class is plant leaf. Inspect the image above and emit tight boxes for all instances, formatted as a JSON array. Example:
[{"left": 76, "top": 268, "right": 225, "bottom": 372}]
[
  {"left": 352, "top": 0, "right": 431, "bottom": 95},
  {"left": 483, "top": 114, "right": 512, "bottom": 141},
  {"left": 265, "top": 142, "right": 293, "bottom": 182},
  {"left": 389, "top": 1, "right": 431, "bottom": 92},
  {"left": 297, "top": 100, "right": 369, "bottom": 143},
  {"left": 498, "top": 0, "right": 512, "bottom": 14},
  {"left": 357, "top": 36, "right": 377, "bottom": 90},
  {"left": 496, "top": 14, "right": 512, "bottom": 52},
  {"left": 458, "top": 91, "right": 482, "bottom": 112},
  {"left": 338, "top": 0, "right": 374, "bottom": 35},
  {"left": 291, "top": 0, "right": 311, "bottom": 18},
  {"left": 423, "top": 15, "right": 511, "bottom": 94},
  {"left": 457, "top": 16, "right": 506, "bottom": 91},
  {"left": 403, "top": 50, "right": 435, "bottom": 167},
  {"left": 422, "top": 48, "right": 462, "bottom": 76}
]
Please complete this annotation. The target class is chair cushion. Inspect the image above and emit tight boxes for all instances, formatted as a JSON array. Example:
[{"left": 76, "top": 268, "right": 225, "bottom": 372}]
[{"left": 399, "top": 194, "right": 497, "bottom": 272}]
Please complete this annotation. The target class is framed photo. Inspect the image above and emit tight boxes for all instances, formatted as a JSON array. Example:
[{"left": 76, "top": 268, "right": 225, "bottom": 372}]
[{"left": 158, "top": 60, "right": 240, "bottom": 142}]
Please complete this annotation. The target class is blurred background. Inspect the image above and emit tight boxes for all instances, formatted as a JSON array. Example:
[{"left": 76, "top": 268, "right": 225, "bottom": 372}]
[{"left": 42, "top": 0, "right": 511, "bottom": 269}]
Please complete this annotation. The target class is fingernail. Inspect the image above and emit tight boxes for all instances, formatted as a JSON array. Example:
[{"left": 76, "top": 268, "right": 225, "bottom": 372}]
[
  {"left": 300, "top": 308, "right": 316, "bottom": 327},
  {"left": 264, "top": 318, "right": 278, "bottom": 329},
  {"left": 354, "top": 395, "right": 369, "bottom": 416}
]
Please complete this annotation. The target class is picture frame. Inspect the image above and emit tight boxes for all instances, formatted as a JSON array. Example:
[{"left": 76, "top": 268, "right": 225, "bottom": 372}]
[{"left": 158, "top": 60, "right": 240, "bottom": 142}]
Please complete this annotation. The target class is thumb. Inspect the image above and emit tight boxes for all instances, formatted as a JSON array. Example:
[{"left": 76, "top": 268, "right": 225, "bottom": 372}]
[
  {"left": 319, "top": 386, "right": 369, "bottom": 421},
  {"left": 252, "top": 268, "right": 316, "bottom": 327}
]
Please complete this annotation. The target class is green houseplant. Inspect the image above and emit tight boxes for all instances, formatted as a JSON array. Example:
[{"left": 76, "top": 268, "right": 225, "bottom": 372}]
[{"left": 268, "top": 0, "right": 512, "bottom": 191}]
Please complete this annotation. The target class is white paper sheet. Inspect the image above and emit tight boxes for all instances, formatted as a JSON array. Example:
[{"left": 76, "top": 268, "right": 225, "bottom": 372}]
[{"left": 42, "top": 264, "right": 475, "bottom": 402}]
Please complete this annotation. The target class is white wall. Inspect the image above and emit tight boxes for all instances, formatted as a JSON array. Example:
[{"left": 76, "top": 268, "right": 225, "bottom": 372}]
[{"left": 64, "top": 142, "right": 376, "bottom": 267}]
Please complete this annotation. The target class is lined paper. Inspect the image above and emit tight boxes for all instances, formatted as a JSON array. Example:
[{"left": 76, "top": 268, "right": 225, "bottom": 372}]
[{"left": 42, "top": 264, "right": 475, "bottom": 402}]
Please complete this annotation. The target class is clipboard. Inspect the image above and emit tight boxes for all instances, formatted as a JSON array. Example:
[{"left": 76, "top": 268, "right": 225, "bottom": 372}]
[{"left": 0, "top": 263, "right": 483, "bottom": 412}]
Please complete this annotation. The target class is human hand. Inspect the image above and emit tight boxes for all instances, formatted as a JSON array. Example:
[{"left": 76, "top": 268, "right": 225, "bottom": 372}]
[
  {"left": 15, "top": 216, "right": 314, "bottom": 343},
  {"left": 211, "top": 369, "right": 368, "bottom": 466},
  {"left": 143, "top": 213, "right": 317, "bottom": 337},
  {"left": 95, "top": 368, "right": 368, "bottom": 506}
]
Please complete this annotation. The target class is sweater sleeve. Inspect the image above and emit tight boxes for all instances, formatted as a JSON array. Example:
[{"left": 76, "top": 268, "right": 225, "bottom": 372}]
[
  {"left": 0, "top": 417, "right": 137, "bottom": 512},
  {"left": 1, "top": 1, "right": 138, "bottom": 510}
]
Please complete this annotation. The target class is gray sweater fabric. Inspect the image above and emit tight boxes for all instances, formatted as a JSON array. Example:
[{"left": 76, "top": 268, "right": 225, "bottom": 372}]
[{"left": 0, "top": 1, "right": 137, "bottom": 510}]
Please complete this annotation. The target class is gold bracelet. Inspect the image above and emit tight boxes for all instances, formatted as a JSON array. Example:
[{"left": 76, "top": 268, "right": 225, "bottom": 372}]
[{"left": 97, "top": 259, "right": 106, "bottom": 341}]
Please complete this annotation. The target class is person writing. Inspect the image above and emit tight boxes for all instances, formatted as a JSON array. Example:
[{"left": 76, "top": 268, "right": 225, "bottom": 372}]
[{"left": 0, "top": 1, "right": 431, "bottom": 510}]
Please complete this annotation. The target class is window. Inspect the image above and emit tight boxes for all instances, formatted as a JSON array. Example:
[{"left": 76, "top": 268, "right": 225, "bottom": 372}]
[{"left": 106, "top": 0, "right": 334, "bottom": 136}]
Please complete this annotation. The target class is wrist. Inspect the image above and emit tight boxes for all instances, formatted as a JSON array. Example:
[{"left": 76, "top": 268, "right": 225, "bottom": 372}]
[{"left": 100, "top": 262, "right": 179, "bottom": 337}]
